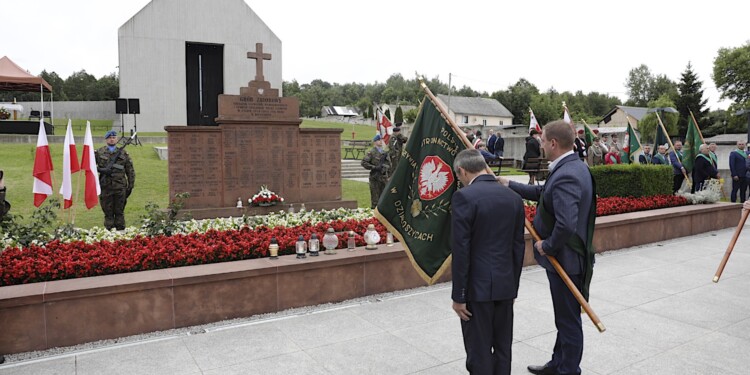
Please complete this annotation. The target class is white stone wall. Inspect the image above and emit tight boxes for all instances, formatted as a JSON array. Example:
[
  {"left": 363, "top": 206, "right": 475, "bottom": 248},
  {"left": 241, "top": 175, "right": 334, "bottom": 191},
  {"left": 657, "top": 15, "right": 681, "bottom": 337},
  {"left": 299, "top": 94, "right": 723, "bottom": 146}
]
[{"left": 118, "top": 0, "right": 282, "bottom": 132}]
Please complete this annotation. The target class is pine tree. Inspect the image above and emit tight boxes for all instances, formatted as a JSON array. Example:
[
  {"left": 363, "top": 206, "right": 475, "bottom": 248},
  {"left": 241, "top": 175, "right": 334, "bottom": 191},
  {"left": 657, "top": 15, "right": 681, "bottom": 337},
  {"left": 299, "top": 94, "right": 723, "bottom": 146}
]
[
  {"left": 675, "top": 62, "right": 709, "bottom": 138},
  {"left": 394, "top": 106, "right": 404, "bottom": 124}
]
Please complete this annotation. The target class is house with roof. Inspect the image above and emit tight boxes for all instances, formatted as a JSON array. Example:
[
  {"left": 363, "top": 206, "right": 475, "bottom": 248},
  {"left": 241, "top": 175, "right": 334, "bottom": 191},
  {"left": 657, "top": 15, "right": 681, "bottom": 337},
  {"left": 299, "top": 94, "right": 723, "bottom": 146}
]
[
  {"left": 598, "top": 105, "right": 649, "bottom": 131},
  {"left": 435, "top": 94, "right": 513, "bottom": 129}
]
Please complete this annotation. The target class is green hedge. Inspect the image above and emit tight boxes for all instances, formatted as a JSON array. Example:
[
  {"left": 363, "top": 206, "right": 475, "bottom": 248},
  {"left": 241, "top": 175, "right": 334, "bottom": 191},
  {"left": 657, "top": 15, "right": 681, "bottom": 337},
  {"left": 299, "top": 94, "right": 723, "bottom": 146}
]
[{"left": 590, "top": 164, "right": 673, "bottom": 198}]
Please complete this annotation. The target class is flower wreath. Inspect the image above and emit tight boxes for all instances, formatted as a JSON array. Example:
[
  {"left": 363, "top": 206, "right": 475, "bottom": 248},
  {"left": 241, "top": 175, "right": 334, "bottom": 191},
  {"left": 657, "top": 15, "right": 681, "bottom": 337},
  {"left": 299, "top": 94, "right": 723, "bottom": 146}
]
[{"left": 250, "top": 185, "right": 284, "bottom": 206}]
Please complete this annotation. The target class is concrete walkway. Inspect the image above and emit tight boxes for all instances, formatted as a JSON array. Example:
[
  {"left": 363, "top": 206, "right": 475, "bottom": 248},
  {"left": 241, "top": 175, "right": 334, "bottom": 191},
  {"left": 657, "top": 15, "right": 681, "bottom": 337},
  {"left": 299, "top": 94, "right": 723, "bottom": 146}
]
[{"left": 2, "top": 221, "right": 749, "bottom": 374}]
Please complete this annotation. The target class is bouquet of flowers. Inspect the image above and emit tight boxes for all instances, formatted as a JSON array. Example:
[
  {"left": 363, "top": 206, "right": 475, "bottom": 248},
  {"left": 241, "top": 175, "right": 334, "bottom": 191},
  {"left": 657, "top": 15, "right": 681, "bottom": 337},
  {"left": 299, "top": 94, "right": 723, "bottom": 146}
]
[
  {"left": 0, "top": 108, "right": 10, "bottom": 120},
  {"left": 250, "top": 185, "right": 284, "bottom": 206}
]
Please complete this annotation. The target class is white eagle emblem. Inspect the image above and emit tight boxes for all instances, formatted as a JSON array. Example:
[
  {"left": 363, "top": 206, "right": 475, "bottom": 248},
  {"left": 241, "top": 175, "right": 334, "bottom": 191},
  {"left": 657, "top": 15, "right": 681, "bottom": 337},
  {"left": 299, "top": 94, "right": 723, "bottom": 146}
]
[{"left": 418, "top": 155, "right": 454, "bottom": 200}]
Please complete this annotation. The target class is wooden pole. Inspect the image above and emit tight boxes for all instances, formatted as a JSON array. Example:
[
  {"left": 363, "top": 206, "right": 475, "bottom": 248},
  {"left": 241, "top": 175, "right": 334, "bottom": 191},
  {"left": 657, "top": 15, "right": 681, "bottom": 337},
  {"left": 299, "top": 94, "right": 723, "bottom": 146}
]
[
  {"left": 713, "top": 208, "right": 749, "bottom": 282},
  {"left": 419, "top": 78, "right": 606, "bottom": 333}
]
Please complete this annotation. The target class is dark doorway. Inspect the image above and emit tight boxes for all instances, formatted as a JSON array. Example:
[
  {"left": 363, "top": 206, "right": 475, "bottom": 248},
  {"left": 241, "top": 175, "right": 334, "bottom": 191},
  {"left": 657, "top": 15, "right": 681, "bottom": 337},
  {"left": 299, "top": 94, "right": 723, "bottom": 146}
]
[{"left": 185, "top": 42, "right": 224, "bottom": 125}]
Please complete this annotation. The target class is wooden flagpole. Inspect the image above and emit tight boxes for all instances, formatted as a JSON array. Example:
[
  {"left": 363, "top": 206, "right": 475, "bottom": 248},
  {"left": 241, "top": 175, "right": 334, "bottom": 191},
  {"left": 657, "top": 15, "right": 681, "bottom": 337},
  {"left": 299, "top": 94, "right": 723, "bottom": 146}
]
[
  {"left": 418, "top": 78, "right": 606, "bottom": 333},
  {"left": 689, "top": 110, "right": 706, "bottom": 144},
  {"left": 713, "top": 208, "right": 749, "bottom": 282},
  {"left": 655, "top": 112, "right": 691, "bottom": 187}
]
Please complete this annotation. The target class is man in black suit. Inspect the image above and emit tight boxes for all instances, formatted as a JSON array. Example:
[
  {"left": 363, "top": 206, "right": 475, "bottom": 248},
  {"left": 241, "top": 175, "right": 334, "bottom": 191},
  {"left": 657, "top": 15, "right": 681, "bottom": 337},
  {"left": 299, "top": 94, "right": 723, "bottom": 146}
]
[
  {"left": 451, "top": 149, "right": 525, "bottom": 375},
  {"left": 639, "top": 145, "right": 653, "bottom": 164},
  {"left": 499, "top": 120, "right": 596, "bottom": 375},
  {"left": 692, "top": 143, "right": 720, "bottom": 193}
]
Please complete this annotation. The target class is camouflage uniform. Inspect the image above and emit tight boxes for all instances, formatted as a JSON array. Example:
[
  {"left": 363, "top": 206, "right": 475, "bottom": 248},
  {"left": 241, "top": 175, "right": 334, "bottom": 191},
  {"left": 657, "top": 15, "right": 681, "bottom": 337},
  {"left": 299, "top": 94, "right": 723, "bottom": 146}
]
[
  {"left": 361, "top": 146, "right": 390, "bottom": 208},
  {"left": 388, "top": 133, "right": 408, "bottom": 175},
  {"left": 96, "top": 146, "right": 135, "bottom": 230}
]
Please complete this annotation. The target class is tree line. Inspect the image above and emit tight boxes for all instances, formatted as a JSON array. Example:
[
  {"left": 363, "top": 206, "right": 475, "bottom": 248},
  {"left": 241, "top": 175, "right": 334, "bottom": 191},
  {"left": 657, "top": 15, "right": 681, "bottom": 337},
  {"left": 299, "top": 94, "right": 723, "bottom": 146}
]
[{"left": 4, "top": 41, "right": 747, "bottom": 138}]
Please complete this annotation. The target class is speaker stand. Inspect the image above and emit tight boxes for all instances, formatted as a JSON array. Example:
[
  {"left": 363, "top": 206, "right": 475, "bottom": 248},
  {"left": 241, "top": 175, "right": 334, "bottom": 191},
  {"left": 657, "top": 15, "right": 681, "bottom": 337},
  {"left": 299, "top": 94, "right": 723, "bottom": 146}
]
[{"left": 131, "top": 113, "right": 142, "bottom": 146}]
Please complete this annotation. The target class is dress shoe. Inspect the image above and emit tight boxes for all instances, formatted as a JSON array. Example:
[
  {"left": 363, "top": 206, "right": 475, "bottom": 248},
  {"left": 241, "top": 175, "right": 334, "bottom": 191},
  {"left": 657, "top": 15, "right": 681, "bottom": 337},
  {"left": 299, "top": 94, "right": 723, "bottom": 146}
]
[{"left": 527, "top": 364, "right": 556, "bottom": 375}]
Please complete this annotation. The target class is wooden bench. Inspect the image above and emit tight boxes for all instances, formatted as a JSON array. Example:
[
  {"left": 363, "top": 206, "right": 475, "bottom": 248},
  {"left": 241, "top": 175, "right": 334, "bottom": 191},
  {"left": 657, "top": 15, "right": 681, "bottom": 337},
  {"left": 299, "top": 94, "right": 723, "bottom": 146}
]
[
  {"left": 487, "top": 158, "right": 516, "bottom": 175},
  {"left": 521, "top": 157, "right": 550, "bottom": 184},
  {"left": 342, "top": 140, "right": 371, "bottom": 159}
]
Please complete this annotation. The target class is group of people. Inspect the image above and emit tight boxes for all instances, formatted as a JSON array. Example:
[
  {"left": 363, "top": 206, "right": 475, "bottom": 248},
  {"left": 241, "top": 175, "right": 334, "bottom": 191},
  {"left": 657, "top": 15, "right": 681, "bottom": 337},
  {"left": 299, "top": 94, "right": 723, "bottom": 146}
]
[
  {"left": 361, "top": 124, "right": 408, "bottom": 208},
  {"left": 452, "top": 120, "right": 596, "bottom": 375}
]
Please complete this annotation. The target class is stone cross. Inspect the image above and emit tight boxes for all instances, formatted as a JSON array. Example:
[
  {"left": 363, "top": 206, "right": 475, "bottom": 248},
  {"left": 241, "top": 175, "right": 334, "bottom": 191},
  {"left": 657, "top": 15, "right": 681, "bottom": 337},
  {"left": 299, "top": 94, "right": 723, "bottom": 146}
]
[{"left": 247, "top": 43, "right": 272, "bottom": 82}]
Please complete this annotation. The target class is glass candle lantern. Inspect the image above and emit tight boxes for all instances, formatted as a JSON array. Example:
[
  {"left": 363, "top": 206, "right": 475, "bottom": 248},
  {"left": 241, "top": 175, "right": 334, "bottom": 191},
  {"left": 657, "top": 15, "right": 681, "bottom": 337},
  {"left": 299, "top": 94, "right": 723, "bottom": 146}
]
[
  {"left": 295, "top": 235, "right": 307, "bottom": 259},
  {"left": 323, "top": 228, "right": 338, "bottom": 255},
  {"left": 386, "top": 232, "right": 394, "bottom": 246},
  {"left": 268, "top": 237, "right": 279, "bottom": 259},
  {"left": 309, "top": 233, "right": 320, "bottom": 256},
  {"left": 288, "top": 204, "right": 295, "bottom": 213},
  {"left": 347, "top": 230, "right": 356, "bottom": 251},
  {"left": 236, "top": 197, "right": 243, "bottom": 208},
  {"left": 364, "top": 224, "right": 381, "bottom": 250}
]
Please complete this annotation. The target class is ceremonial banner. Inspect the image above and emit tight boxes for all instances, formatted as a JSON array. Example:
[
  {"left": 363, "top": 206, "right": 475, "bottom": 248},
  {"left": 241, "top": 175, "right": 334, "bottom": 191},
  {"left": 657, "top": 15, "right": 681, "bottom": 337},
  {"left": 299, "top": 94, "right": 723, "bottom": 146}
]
[
  {"left": 529, "top": 108, "right": 542, "bottom": 134},
  {"left": 682, "top": 115, "right": 704, "bottom": 173},
  {"left": 376, "top": 107, "right": 393, "bottom": 144},
  {"left": 625, "top": 121, "right": 644, "bottom": 164},
  {"left": 653, "top": 118, "right": 669, "bottom": 157},
  {"left": 375, "top": 97, "right": 467, "bottom": 284}
]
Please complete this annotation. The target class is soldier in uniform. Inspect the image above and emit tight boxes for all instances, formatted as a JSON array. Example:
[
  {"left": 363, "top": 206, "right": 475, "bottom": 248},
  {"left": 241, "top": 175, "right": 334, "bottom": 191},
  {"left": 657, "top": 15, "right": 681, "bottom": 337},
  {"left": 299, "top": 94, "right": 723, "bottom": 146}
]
[
  {"left": 96, "top": 131, "right": 135, "bottom": 230},
  {"left": 388, "top": 124, "right": 408, "bottom": 176},
  {"left": 362, "top": 134, "right": 390, "bottom": 208}
]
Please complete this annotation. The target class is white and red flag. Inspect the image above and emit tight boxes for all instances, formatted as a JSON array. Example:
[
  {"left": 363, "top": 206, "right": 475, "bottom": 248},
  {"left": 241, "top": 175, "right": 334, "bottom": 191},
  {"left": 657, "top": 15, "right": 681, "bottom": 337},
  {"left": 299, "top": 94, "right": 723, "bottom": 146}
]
[
  {"left": 563, "top": 103, "right": 573, "bottom": 125},
  {"left": 529, "top": 108, "right": 542, "bottom": 134},
  {"left": 32, "top": 120, "right": 54, "bottom": 207},
  {"left": 81, "top": 121, "right": 101, "bottom": 209},
  {"left": 376, "top": 107, "right": 393, "bottom": 144},
  {"left": 59, "top": 120, "right": 81, "bottom": 208}
]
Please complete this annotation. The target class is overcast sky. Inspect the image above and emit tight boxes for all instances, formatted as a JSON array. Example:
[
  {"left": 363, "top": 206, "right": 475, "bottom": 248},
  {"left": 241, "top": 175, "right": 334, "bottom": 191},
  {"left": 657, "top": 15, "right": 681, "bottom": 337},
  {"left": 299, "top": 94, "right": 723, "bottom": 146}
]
[{"left": 3, "top": 0, "right": 748, "bottom": 111}]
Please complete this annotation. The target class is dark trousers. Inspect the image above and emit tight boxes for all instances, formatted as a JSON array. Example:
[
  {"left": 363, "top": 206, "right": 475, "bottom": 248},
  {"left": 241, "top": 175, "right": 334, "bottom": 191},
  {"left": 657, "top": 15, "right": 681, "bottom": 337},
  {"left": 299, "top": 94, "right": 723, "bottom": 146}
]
[
  {"left": 731, "top": 177, "right": 747, "bottom": 202},
  {"left": 369, "top": 176, "right": 385, "bottom": 209},
  {"left": 461, "top": 299, "right": 514, "bottom": 375},
  {"left": 673, "top": 173, "right": 685, "bottom": 194},
  {"left": 545, "top": 271, "right": 583, "bottom": 375},
  {"left": 100, "top": 190, "right": 127, "bottom": 230}
]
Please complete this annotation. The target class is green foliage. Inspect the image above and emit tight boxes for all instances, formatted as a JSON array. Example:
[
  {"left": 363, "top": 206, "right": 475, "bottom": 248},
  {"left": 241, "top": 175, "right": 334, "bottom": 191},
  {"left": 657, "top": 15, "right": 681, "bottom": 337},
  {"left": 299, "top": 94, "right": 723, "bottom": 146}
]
[
  {"left": 0, "top": 198, "right": 60, "bottom": 247},
  {"left": 637, "top": 96, "right": 679, "bottom": 143},
  {"left": 140, "top": 192, "right": 191, "bottom": 236},
  {"left": 591, "top": 165, "right": 673, "bottom": 198},
  {"left": 403, "top": 108, "right": 419, "bottom": 123},
  {"left": 675, "top": 62, "right": 709, "bottom": 137},
  {"left": 625, "top": 64, "right": 678, "bottom": 107},
  {"left": 394, "top": 105, "right": 404, "bottom": 124},
  {"left": 713, "top": 41, "right": 750, "bottom": 105}
]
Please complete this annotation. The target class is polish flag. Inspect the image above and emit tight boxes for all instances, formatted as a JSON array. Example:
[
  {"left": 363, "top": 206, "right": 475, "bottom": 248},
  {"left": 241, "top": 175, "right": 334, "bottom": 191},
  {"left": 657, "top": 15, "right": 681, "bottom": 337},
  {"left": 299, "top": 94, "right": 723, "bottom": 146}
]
[
  {"left": 529, "top": 109, "right": 542, "bottom": 134},
  {"left": 59, "top": 120, "right": 81, "bottom": 209},
  {"left": 376, "top": 108, "right": 393, "bottom": 144},
  {"left": 32, "top": 120, "right": 54, "bottom": 207},
  {"left": 563, "top": 105, "right": 573, "bottom": 125},
  {"left": 81, "top": 121, "right": 101, "bottom": 209}
]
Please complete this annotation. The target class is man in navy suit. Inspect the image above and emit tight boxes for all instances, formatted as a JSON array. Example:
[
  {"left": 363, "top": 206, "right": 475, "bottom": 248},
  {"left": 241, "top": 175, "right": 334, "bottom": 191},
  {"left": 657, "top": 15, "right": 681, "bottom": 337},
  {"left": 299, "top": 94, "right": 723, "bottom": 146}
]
[
  {"left": 729, "top": 140, "right": 748, "bottom": 202},
  {"left": 451, "top": 149, "right": 525, "bottom": 375},
  {"left": 498, "top": 120, "right": 596, "bottom": 375}
]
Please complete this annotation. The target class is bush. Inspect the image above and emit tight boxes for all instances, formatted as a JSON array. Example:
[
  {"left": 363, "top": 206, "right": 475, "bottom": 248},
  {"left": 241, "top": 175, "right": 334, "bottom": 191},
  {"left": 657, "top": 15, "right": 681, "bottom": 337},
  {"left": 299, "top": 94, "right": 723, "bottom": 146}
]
[{"left": 591, "top": 164, "right": 673, "bottom": 198}]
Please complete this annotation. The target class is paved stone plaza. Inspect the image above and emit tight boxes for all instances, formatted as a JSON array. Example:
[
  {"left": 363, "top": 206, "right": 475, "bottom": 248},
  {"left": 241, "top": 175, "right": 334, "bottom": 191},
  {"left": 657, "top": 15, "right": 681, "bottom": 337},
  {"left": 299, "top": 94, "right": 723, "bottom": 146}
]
[{"left": 1, "top": 219, "right": 749, "bottom": 374}]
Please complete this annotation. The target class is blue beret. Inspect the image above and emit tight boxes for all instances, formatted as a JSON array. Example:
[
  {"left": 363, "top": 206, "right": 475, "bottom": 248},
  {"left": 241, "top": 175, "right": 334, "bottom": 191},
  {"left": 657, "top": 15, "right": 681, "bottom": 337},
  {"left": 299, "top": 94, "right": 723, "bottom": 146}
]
[
  {"left": 373, "top": 134, "right": 382, "bottom": 142},
  {"left": 105, "top": 130, "right": 117, "bottom": 139}
]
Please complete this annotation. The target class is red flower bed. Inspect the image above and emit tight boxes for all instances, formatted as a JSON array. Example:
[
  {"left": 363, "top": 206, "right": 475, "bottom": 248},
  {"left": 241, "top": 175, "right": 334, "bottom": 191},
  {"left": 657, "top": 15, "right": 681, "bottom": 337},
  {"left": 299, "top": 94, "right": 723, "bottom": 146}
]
[
  {"left": 0, "top": 218, "right": 388, "bottom": 286},
  {"left": 0, "top": 195, "right": 689, "bottom": 287},
  {"left": 523, "top": 195, "right": 688, "bottom": 222}
]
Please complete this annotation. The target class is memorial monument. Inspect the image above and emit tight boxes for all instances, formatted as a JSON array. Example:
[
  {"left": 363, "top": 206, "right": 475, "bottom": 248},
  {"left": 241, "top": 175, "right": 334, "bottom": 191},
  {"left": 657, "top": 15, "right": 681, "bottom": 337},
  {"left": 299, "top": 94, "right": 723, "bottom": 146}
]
[{"left": 166, "top": 43, "right": 357, "bottom": 219}]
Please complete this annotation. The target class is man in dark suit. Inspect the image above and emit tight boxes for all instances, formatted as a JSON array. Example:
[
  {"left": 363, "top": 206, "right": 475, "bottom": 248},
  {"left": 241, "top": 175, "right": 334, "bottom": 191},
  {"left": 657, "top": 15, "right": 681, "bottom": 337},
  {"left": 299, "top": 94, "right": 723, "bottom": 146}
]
[
  {"left": 498, "top": 120, "right": 596, "bottom": 375},
  {"left": 451, "top": 149, "right": 525, "bottom": 375},
  {"left": 692, "top": 143, "right": 720, "bottom": 193},
  {"left": 639, "top": 145, "right": 653, "bottom": 164},
  {"left": 729, "top": 140, "right": 748, "bottom": 202},
  {"left": 524, "top": 130, "right": 542, "bottom": 184}
]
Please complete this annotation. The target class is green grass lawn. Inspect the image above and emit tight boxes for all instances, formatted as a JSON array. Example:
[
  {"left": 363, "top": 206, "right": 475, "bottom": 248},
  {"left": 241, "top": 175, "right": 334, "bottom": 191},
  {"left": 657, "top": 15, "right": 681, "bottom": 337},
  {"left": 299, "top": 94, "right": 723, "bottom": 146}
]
[{"left": 1, "top": 142, "right": 371, "bottom": 230}]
